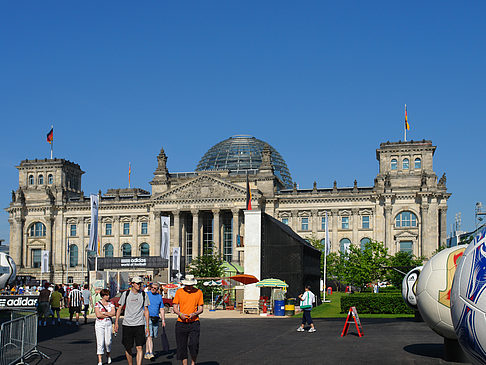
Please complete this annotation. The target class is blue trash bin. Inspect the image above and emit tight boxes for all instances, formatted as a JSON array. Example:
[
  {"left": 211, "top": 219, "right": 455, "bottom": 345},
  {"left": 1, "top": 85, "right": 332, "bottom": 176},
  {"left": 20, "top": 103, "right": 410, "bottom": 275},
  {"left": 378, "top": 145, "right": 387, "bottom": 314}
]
[{"left": 274, "top": 300, "right": 285, "bottom": 316}]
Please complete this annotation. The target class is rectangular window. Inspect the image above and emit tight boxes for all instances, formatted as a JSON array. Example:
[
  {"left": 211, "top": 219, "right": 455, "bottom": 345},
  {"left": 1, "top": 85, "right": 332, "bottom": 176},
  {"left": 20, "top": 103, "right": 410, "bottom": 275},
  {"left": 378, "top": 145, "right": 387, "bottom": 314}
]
[
  {"left": 105, "top": 223, "right": 112, "bottom": 236},
  {"left": 141, "top": 222, "right": 148, "bottom": 235},
  {"left": 223, "top": 216, "right": 232, "bottom": 262},
  {"left": 123, "top": 222, "right": 130, "bottom": 235},
  {"left": 70, "top": 224, "right": 77, "bottom": 237},
  {"left": 202, "top": 215, "right": 213, "bottom": 255},
  {"left": 341, "top": 217, "right": 349, "bottom": 229},
  {"left": 87, "top": 223, "right": 91, "bottom": 236},
  {"left": 321, "top": 217, "right": 326, "bottom": 230},
  {"left": 282, "top": 218, "right": 288, "bottom": 225},
  {"left": 362, "top": 216, "right": 370, "bottom": 229},
  {"left": 301, "top": 217, "right": 309, "bottom": 231},
  {"left": 400, "top": 241, "right": 413, "bottom": 253},
  {"left": 186, "top": 216, "right": 193, "bottom": 263},
  {"left": 32, "top": 249, "right": 41, "bottom": 268}
]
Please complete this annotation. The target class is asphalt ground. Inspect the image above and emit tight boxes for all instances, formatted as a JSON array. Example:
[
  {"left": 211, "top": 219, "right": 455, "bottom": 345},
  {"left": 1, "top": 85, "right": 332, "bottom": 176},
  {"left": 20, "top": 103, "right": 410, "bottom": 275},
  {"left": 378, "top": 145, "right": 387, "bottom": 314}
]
[{"left": 30, "top": 317, "right": 469, "bottom": 365}]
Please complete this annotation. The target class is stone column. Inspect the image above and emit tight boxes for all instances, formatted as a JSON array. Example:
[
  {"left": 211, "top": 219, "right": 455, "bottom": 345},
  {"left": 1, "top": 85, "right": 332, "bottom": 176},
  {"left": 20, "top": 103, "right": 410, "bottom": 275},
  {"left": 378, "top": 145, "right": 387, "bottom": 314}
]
[
  {"left": 46, "top": 216, "right": 54, "bottom": 280},
  {"left": 192, "top": 210, "right": 199, "bottom": 258},
  {"left": 153, "top": 212, "right": 161, "bottom": 257},
  {"left": 174, "top": 210, "right": 181, "bottom": 251},
  {"left": 384, "top": 206, "right": 393, "bottom": 253},
  {"left": 132, "top": 216, "right": 139, "bottom": 255},
  {"left": 10, "top": 218, "right": 22, "bottom": 268},
  {"left": 291, "top": 210, "right": 298, "bottom": 232},
  {"left": 420, "top": 203, "right": 429, "bottom": 258},
  {"left": 114, "top": 216, "right": 120, "bottom": 256},
  {"left": 212, "top": 209, "right": 220, "bottom": 253},
  {"left": 331, "top": 209, "right": 339, "bottom": 253},
  {"left": 439, "top": 206, "right": 448, "bottom": 249},
  {"left": 311, "top": 209, "right": 318, "bottom": 234},
  {"left": 23, "top": 227, "right": 28, "bottom": 268},
  {"left": 231, "top": 209, "right": 239, "bottom": 260},
  {"left": 80, "top": 218, "right": 86, "bottom": 275},
  {"left": 352, "top": 208, "right": 359, "bottom": 246}
]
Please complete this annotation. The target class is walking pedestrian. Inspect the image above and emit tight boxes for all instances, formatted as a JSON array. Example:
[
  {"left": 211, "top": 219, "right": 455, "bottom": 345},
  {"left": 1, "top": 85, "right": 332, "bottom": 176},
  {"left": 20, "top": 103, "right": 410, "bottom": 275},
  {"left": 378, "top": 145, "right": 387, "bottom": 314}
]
[
  {"left": 114, "top": 277, "right": 150, "bottom": 365},
  {"left": 297, "top": 285, "right": 316, "bottom": 332},
  {"left": 50, "top": 285, "right": 63, "bottom": 325},
  {"left": 68, "top": 283, "right": 83, "bottom": 326},
  {"left": 173, "top": 275, "right": 204, "bottom": 365},
  {"left": 145, "top": 283, "right": 166, "bottom": 359},
  {"left": 37, "top": 282, "right": 51, "bottom": 327},
  {"left": 81, "top": 284, "right": 92, "bottom": 324},
  {"left": 94, "top": 289, "right": 115, "bottom": 365}
]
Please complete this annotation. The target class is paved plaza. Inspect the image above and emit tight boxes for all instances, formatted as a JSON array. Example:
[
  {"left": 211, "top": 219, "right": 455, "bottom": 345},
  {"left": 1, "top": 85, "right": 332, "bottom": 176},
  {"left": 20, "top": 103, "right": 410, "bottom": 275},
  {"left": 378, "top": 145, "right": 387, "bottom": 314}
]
[{"left": 31, "top": 314, "right": 468, "bottom": 365}]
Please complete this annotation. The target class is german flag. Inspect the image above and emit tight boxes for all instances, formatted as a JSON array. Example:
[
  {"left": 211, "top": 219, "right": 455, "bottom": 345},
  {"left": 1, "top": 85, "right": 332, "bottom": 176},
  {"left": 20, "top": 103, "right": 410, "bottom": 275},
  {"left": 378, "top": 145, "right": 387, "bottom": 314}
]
[
  {"left": 246, "top": 174, "right": 252, "bottom": 210},
  {"left": 405, "top": 104, "right": 410, "bottom": 130},
  {"left": 46, "top": 128, "right": 53, "bottom": 144}
]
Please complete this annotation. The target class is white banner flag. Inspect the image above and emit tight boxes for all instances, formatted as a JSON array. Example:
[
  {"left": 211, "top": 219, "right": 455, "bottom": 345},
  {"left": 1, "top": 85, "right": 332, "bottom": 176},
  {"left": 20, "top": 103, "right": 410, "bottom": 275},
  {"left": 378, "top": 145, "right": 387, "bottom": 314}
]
[
  {"left": 172, "top": 247, "right": 181, "bottom": 271},
  {"left": 325, "top": 212, "right": 330, "bottom": 255},
  {"left": 88, "top": 194, "right": 99, "bottom": 252},
  {"left": 41, "top": 250, "right": 49, "bottom": 273},
  {"left": 161, "top": 216, "right": 170, "bottom": 260}
]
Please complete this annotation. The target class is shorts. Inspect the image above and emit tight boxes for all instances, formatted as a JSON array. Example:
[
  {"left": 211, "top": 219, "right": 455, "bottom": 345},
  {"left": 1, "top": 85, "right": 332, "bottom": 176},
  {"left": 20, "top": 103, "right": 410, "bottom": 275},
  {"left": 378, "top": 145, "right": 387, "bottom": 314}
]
[
  {"left": 122, "top": 325, "right": 146, "bottom": 350},
  {"left": 69, "top": 306, "right": 81, "bottom": 314},
  {"left": 37, "top": 302, "right": 50, "bottom": 317},
  {"left": 147, "top": 319, "right": 159, "bottom": 338}
]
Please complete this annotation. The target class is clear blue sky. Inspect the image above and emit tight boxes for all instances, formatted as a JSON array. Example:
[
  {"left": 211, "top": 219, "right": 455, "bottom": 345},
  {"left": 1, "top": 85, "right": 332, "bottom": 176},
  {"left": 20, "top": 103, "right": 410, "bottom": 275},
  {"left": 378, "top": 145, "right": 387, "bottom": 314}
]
[{"left": 1, "top": 1, "right": 485, "bottom": 244}]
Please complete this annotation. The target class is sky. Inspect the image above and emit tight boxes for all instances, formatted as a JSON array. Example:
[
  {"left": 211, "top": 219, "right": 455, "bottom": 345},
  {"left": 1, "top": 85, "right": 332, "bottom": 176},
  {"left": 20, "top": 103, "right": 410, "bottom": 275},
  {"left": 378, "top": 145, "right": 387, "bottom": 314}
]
[{"left": 0, "top": 1, "right": 485, "bottom": 244}]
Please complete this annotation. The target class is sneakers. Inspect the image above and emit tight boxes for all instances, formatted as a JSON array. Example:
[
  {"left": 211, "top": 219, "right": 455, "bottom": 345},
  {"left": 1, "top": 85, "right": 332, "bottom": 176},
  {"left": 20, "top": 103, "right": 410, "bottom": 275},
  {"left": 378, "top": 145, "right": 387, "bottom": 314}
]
[
  {"left": 297, "top": 327, "right": 305, "bottom": 332},
  {"left": 107, "top": 357, "right": 112, "bottom": 364},
  {"left": 144, "top": 353, "right": 151, "bottom": 360},
  {"left": 308, "top": 328, "right": 316, "bottom": 333}
]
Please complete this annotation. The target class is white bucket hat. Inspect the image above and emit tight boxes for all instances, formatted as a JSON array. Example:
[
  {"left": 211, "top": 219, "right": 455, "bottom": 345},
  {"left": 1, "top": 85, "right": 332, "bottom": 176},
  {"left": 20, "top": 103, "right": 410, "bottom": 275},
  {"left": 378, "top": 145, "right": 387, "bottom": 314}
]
[{"left": 181, "top": 274, "right": 197, "bottom": 286}]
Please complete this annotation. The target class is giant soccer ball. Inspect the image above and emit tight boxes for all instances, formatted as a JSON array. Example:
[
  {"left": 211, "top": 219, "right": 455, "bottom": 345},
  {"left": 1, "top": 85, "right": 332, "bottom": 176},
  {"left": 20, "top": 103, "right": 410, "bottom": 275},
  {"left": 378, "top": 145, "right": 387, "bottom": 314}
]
[
  {"left": 451, "top": 228, "right": 486, "bottom": 365},
  {"left": 416, "top": 246, "right": 466, "bottom": 339},
  {"left": 0, "top": 253, "right": 16, "bottom": 289},
  {"left": 402, "top": 266, "right": 423, "bottom": 310}
]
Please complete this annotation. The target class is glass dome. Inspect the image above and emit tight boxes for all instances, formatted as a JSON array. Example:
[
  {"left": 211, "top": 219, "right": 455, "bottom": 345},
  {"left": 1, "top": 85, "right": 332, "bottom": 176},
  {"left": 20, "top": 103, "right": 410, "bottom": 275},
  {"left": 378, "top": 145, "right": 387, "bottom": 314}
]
[{"left": 196, "top": 135, "right": 293, "bottom": 188}]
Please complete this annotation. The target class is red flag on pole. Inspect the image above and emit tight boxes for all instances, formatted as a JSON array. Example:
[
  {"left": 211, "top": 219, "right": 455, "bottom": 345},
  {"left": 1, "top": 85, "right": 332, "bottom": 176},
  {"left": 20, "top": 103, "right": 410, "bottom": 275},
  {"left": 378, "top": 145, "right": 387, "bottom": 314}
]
[{"left": 46, "top": 128, "right": 53, "bottom": 144}]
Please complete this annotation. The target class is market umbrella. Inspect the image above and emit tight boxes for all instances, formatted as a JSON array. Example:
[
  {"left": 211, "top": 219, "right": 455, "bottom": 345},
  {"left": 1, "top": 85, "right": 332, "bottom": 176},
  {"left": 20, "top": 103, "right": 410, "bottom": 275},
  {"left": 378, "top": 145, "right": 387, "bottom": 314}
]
[
  {"left": 163, "top": 283, "right": 179, "bottom": 289},
  {"left": 229, "top": 274, "right": 259, "bottom": 285},
  {"left": 203, "top": 280, "right": 221, "bottom": 309},
  {"left": 256, "top": 278, "right": 288, "bottom": 288}
]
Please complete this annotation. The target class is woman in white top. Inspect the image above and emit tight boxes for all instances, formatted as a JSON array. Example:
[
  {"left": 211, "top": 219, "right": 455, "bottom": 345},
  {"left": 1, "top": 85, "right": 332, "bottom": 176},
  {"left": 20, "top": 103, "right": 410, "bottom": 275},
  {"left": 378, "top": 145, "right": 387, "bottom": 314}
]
[
  {"left": 94, "top": 289, "right": 115, "bottom": 365},
  {"left": 297, "top": 285, "right": 316, "bottom": 333}
]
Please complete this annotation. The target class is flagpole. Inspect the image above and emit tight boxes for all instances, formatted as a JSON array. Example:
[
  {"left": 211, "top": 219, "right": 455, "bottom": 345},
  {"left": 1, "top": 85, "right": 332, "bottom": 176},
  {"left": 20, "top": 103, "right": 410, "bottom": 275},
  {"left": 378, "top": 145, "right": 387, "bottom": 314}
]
[
  {"left": 66, "top": 239, "right": 69, "bottom": 284},
  {"left": 322, "top": 212, "right": 330, "bottom": 303},
  {"left": 128, "top": 162, "right": 131, "bottom": 189},
  {"left": 404, "top": 104, "right": 407, "bottom": 142},
  {"left": 50, "top": 124, "right": 53, "bottom": 159}
]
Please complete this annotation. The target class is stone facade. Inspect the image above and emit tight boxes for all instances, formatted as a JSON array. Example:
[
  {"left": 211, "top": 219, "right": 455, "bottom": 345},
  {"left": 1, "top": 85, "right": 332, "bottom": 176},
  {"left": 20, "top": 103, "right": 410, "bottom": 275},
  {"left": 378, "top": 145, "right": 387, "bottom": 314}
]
[{"left": 6, "top": 139, "right": 450, "bottom": 283}]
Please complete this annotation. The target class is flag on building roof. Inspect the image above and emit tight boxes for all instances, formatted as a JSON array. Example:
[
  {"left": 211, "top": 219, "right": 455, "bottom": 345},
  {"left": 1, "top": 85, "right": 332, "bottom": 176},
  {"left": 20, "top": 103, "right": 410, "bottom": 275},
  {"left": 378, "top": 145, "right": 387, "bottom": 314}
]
[
  {"left": 405, "top": 104, "right": 410, "bottom": 131},
  {"left": 47, "top": 128, "right": 53, "bottom": 144}
]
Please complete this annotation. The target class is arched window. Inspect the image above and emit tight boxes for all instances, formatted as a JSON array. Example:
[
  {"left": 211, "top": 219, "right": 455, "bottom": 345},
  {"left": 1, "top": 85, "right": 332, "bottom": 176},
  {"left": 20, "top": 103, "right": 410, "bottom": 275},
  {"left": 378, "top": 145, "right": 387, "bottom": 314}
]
[
  {"left": 69, "top": 244, "right": 78, "bottom": 267},
  {"left": 320, "top": 239, "right": 328, "bottom": 254},
  {"left": 414, "top": 158, "right": 421, "bottom": 169},
  {"left": 48, "top": 174, "right": 54, "bottom": 184},
  {"left": 395, "top": 211, "right": 418, "bottom": 227},
  {"left": 140, "top": 243, "right": 150, "bottom": 257},
  {"left": 391, "top": 159, "right": 397, "bottom": 170},
  {"left": 403, "top": 158, "right": 409, "bottom": 170},
  {"left": 104, "top": 243, "right": 114, "bottom": 257},
  {"left": 38, "top": 175, "right": 44, "bottom": 184},
  {"left": 28, "top": 175, "right": 34, "bottom": 185},
  {"left": 29, "top": 222, "right": 46, "bottom": 237},
  {"left": 340, "top": 238, "right": 351, "bottom": 254},
  {"left": 122, "top": 243, "right": 132, "bottom": 257},
  {"left": 360, "top": 237, "right": 371, "bottom": 251}
]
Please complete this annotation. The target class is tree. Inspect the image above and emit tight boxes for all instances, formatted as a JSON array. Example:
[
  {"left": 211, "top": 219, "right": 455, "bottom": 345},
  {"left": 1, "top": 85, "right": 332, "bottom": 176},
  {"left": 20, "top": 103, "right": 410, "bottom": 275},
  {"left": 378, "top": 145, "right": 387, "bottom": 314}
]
[
  {"left": 344, "top": 240, "right": 390, "bottom": 291},
  {"left": 387, "top": 251, "right": 425, "bottom": 288},
  {"left": 188, "top": 248, "right": 225, "bottom": 301}
]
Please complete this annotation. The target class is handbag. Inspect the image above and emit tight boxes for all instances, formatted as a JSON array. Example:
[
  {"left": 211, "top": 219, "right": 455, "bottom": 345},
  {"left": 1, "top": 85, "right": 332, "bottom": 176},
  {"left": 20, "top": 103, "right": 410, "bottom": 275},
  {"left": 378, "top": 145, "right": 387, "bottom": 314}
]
[
  {"left": 160, "top": 326, "right": 170, "bottom": 352},
  {"left": 300, "top": 292, "right": 312, "bottom": 310}
]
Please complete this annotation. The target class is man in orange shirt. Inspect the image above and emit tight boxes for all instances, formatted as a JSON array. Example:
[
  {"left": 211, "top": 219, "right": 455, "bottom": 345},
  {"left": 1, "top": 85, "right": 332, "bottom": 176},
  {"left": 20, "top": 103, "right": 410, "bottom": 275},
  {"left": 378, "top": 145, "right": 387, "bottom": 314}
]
[{"left": 172, "top": 275, "right": 204, "bottom": 365}]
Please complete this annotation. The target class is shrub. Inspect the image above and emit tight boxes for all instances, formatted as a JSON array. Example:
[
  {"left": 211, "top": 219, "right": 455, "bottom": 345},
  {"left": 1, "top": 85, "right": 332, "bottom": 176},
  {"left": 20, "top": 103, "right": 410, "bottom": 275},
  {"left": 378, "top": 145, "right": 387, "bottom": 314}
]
[{"left": 340, "top": 293, "right": 414, "bottom": 314}]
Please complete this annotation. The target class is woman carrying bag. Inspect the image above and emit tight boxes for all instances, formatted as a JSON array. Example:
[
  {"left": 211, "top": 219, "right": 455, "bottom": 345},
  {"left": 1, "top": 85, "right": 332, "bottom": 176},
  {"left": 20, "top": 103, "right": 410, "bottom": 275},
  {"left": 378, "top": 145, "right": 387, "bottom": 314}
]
[
  {"left": 297, "top": 285, "right": 316, "bottom": 333},
  {"left": 94, "top": 289, "right": 116, "bottom": 365}
]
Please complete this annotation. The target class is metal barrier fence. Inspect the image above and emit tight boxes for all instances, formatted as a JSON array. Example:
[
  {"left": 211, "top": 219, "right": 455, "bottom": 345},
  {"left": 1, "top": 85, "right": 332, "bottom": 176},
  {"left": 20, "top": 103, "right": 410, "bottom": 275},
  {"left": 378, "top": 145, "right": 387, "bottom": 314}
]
[{"left": 0, "top": 310, "right": 47, "bottom": 365}]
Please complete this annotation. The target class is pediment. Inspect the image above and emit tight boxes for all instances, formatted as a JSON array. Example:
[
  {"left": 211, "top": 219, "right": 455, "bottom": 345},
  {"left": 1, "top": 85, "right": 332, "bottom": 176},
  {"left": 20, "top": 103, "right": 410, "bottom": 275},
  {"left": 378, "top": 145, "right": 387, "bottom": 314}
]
[
  {"left": 154, "top": 175, "right": 252, "bottom": 201},
  {"left": 394, "top": 230, "right": 418, "bottom": 240}
]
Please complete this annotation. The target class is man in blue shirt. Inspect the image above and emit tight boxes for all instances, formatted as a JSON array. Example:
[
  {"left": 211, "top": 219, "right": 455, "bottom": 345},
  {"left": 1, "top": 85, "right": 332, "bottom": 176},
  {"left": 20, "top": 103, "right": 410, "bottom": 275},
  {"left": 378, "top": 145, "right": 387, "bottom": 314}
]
[{"left": 145, "top": 283, "right": 165, "bottom": 359}]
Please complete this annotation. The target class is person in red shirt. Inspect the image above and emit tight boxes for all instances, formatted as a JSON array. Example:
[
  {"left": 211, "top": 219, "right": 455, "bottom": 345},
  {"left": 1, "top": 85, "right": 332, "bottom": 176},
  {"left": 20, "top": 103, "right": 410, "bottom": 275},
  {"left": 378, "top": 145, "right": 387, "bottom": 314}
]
[{"left": 172, "top": 275, "right": 204, "bottom": 365}]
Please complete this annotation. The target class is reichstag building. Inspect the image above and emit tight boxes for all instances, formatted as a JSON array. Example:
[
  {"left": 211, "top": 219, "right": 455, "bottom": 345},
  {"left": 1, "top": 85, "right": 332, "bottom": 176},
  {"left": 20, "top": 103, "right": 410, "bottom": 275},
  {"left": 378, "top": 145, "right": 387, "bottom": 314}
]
[{"left": 6, "top": 135, "right": 450, "bottom": 283}]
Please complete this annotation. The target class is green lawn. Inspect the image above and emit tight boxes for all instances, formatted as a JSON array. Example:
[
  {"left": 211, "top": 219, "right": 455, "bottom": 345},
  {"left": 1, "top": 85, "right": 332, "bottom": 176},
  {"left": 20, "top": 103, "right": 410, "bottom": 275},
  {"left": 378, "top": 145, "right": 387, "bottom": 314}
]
[{"left": 294, "top": 292, "right": 414, "bottom": 319}]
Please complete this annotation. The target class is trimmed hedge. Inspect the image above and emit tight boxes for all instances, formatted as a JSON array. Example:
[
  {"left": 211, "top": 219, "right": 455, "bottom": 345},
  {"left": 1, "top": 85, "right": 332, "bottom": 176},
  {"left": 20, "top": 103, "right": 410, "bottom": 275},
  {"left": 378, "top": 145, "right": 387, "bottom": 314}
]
[{"left": 340, "top": 293, "right": 414, "bottom": 314}]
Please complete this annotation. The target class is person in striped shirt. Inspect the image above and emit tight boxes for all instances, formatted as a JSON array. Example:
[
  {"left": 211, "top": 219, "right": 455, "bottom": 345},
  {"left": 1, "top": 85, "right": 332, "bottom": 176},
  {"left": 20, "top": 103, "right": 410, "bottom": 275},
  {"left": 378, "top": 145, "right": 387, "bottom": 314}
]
[{"left": 68, "top": 283, "right": 83, "bottom": 326}]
